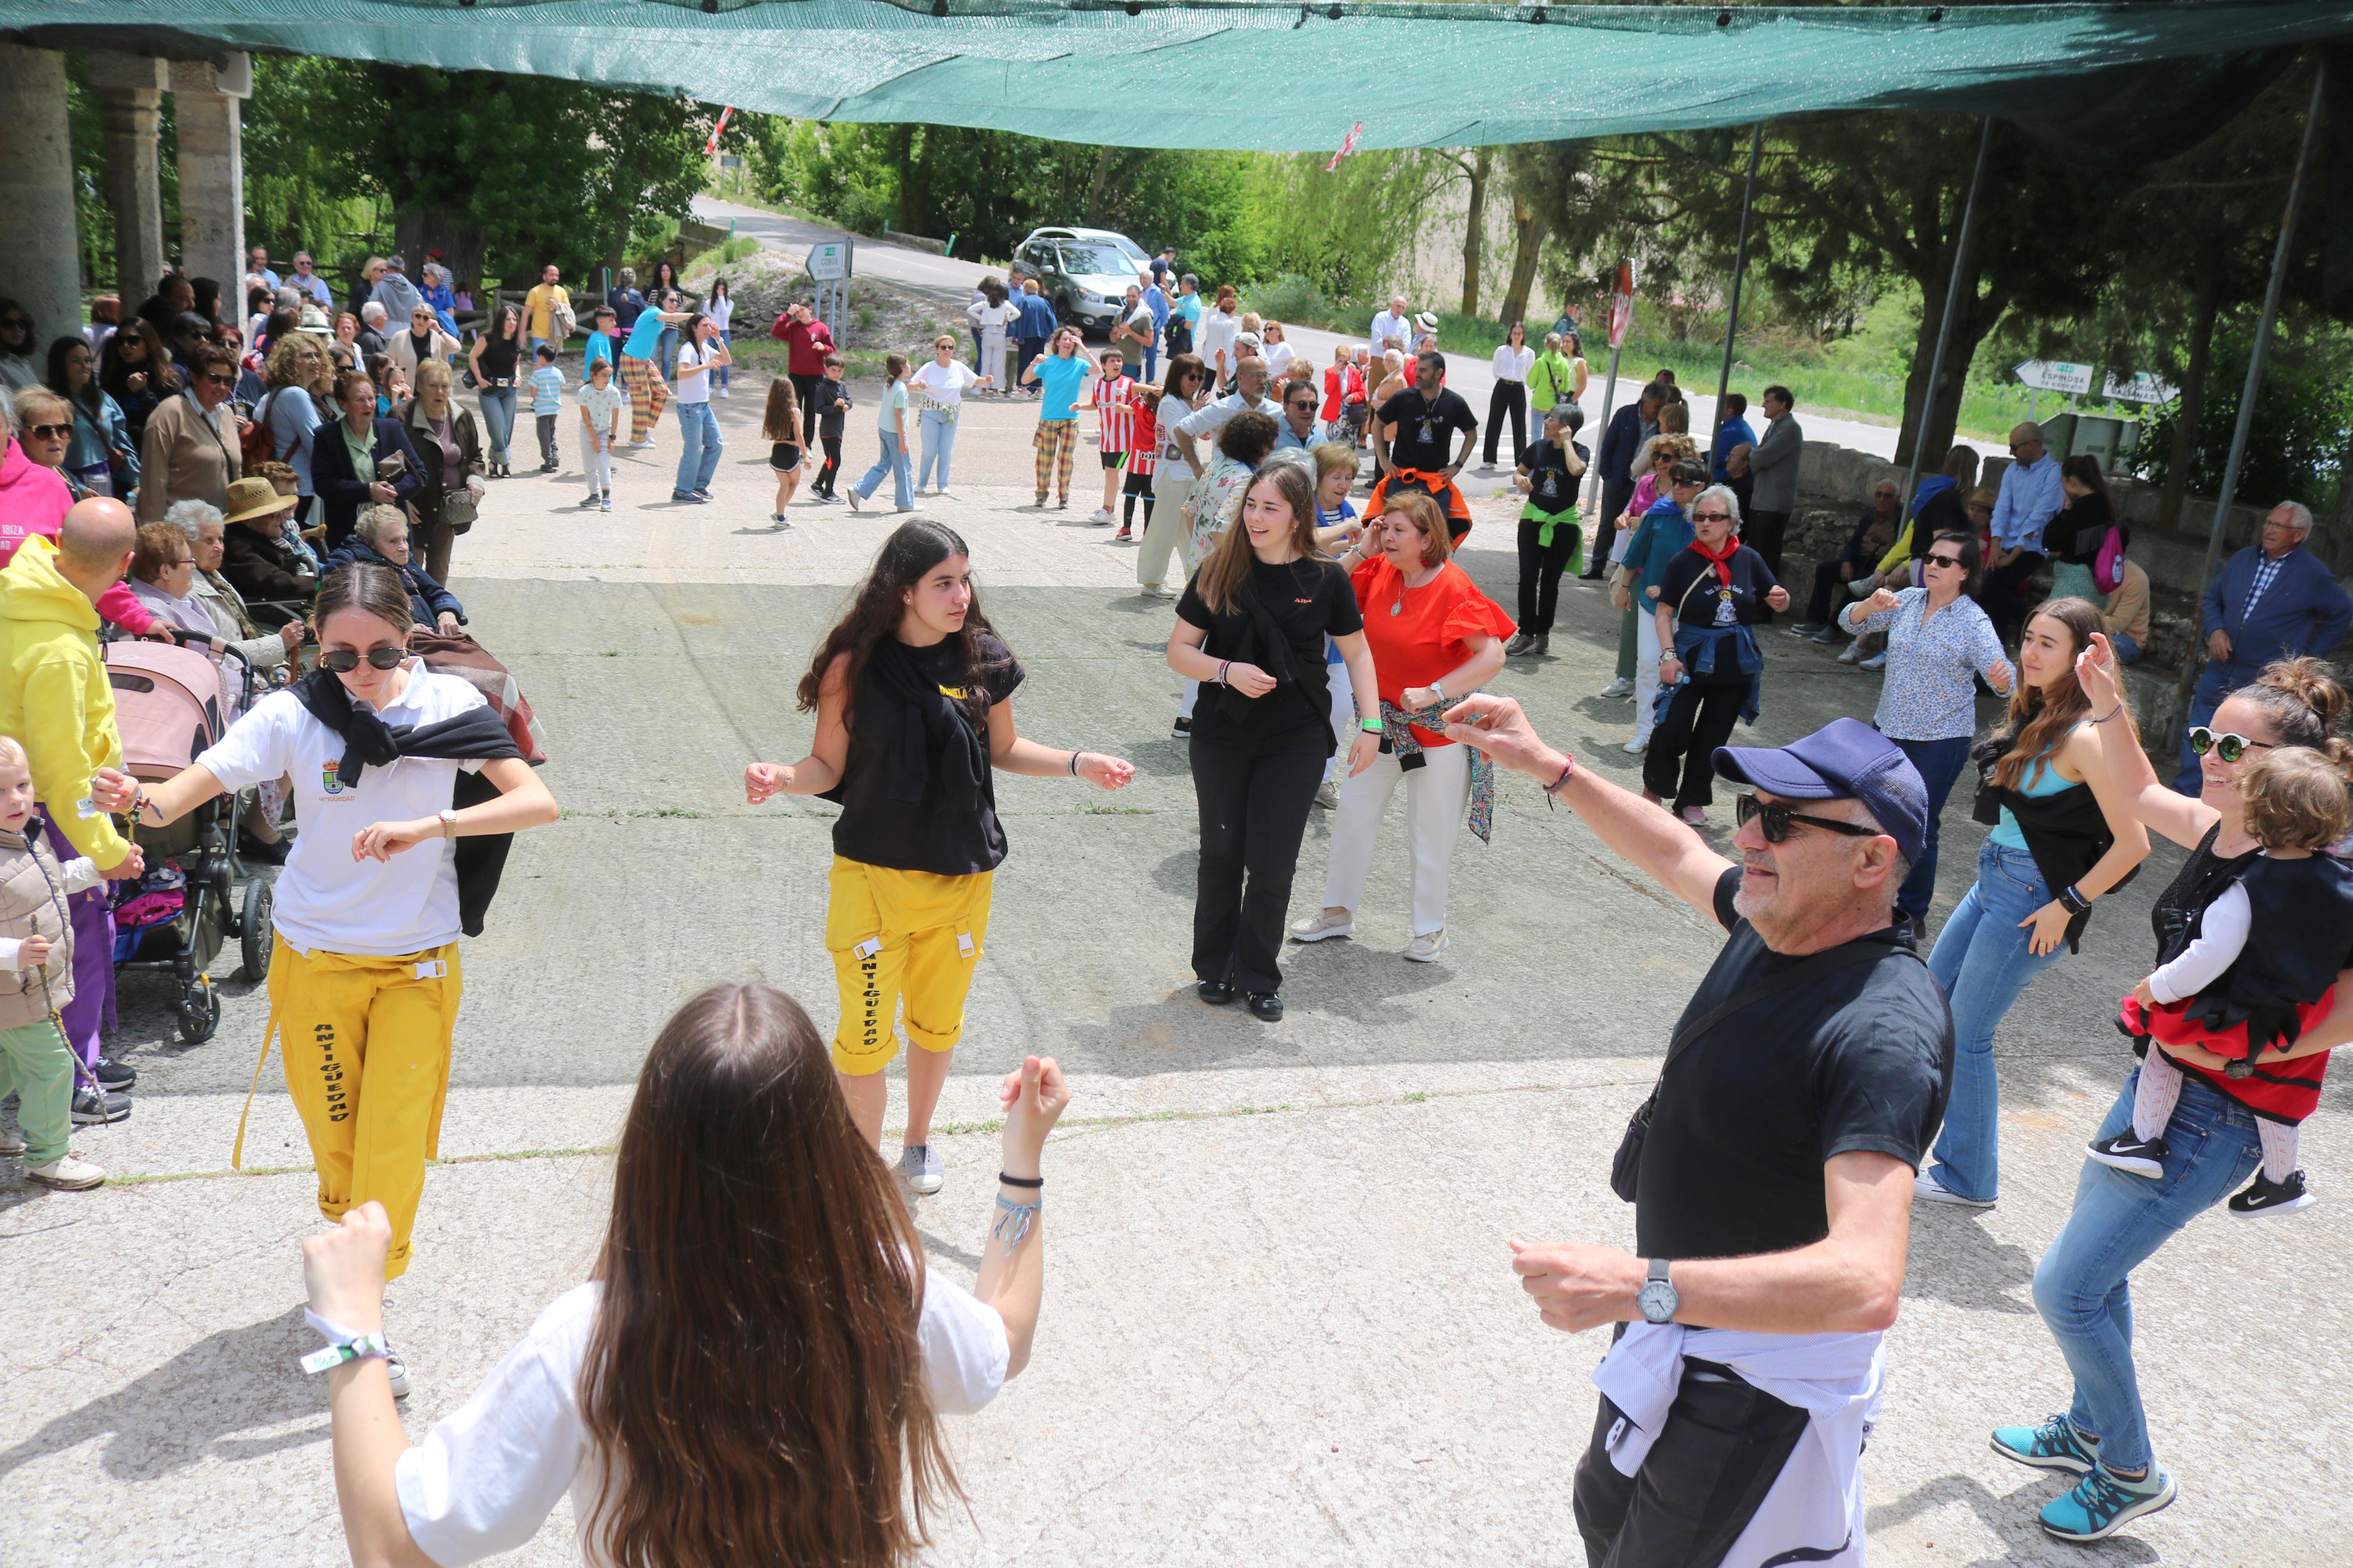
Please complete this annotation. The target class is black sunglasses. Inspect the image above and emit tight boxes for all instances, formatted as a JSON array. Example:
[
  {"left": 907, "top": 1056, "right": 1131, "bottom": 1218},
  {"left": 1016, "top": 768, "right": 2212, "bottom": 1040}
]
[
  {"left": 25, "top": 422, "right": 69, "bottom": 442},
  {"left": 1736, "top": 793, "right": 1880, "bottom": 845},
  {"left": 201, "top": 371, "right": 236, "bottom": 386},
  {"left": 2187, "top": 727, "right": 2272, "bottom": 765},
  {"left": 319, "top": 645, "right": 406, "bottom": 673},
  {"left": 1691, "top": 509, "right": 1735, "bottom": 522},
  {"left": 1924, "top": 552, "right": 1965, "bottom": 569}
]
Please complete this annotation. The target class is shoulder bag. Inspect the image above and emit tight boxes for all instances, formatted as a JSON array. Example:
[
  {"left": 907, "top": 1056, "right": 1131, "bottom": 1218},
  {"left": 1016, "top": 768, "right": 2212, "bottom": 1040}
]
[{"left": 1610, "top": 939, "right": 1910, "bottom": 1201}]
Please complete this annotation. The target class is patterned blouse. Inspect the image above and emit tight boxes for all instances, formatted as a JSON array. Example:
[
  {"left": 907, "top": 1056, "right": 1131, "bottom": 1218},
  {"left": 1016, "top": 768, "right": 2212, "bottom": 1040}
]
[{"left": 1847, "top": 586, "right": 2010, "bottom": 741}]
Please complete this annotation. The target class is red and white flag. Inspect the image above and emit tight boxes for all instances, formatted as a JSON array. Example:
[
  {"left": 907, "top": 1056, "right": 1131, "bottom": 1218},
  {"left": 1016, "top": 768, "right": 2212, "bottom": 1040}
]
[
  {"left": 1325, "top": 121, "right": 1364, "bottom": 172},
  {"left": 1608, "top": 261, "right": 1635, "bottom": 350},
  {"left": 704, "top": 105, "right": 734, "bottom": 157}
]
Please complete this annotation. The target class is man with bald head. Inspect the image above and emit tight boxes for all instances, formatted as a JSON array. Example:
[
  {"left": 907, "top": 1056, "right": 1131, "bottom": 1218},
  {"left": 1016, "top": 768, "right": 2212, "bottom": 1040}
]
[
  {"left": 1, "top": 497, "right": 147, "bottom": 1117},
  {"left": 1981, "top": 421, "right": 2062, "bottom": 641}
]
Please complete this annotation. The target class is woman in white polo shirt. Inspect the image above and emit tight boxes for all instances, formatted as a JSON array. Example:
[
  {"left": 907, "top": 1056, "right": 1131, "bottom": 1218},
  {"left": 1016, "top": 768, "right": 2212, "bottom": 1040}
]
[{"left": 102, "top": 562, "right": 556, "bottom": 1394}]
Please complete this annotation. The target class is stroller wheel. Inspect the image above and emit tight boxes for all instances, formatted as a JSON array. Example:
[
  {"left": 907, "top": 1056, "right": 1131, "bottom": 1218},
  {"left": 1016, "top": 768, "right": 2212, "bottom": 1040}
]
[
  {"left": 176, "top": 979, "right": 221, "bottom": 1045},
  {"left": 241, "top": 877, "right": 275, "bottom": 981}
]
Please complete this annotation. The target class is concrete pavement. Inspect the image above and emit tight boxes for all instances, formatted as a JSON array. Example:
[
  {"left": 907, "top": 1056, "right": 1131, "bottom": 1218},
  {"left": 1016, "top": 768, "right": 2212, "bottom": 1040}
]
[{"left": 2, "top": 362, "right": 2347, "bottom": 1566}]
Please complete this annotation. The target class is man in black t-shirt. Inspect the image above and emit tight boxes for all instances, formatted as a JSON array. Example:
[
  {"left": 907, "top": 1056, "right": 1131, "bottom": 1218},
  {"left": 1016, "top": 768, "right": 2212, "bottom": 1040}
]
[
  {"left": 1374, "top": 351, "right": 1477, "bottom": 480},
  {"left": 1443, "top": 701, "right": 1953, "bottom": 1567}
]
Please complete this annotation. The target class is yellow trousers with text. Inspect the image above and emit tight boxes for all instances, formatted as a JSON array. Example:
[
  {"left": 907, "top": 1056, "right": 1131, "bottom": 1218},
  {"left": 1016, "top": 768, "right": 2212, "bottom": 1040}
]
[
  {"left": 238, "top": 937, "right": 463, "bottom": 1281},
  {"left": 825, "top": 856, "right": 992, "bottom": 1075}
]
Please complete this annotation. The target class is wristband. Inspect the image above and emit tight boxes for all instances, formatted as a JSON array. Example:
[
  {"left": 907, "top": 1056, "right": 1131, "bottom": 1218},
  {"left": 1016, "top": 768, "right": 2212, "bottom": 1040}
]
[
  {"left": 299, "top": 1307, "right": 391, "bottom": 1374},
  {"left": 1067, "top": 751, "right": 1082, "bottom": 776},
  {"left": 2091, "top": 705, "right": 2124, "bottom": 724},
  {"left": 1360, "top": 717, "right": 1385, "bottom": 734},
  {"left": 1216, "top": 659, "right": 1231, "bottom": 687},
  {"left": 2059, "top": 884, "right": 2092, "bottom": 916},
  {"left": 998, "top": 1171, "right": 1044, "bottom": 1188},
  {"left": 1544, "top": 755, "right": 1576, "bottom": 809}
]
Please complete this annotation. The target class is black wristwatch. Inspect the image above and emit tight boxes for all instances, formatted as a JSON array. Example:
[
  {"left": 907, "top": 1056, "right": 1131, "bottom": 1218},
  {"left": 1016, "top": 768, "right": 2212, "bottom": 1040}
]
[{"left": 1637, "top": 1258, "right": 1678, "bottom": 1324}]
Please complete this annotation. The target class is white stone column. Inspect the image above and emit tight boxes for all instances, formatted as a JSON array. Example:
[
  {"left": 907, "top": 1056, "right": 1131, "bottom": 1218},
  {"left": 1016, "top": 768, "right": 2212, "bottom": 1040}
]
[
  {"left": 0, "top": 44, "right": 80, "bottom": 349},
  {"left": 169, "top": 53, "right": 251, "bottom": 307},
  {"left": 87, "top": 51, "right": 170, "bottom": 301}
]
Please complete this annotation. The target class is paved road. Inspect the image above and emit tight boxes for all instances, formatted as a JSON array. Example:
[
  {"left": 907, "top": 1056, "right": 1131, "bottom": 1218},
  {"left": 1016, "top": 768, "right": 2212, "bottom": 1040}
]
[{"left": 5, "top": 336, "right": 2341, "bottom": 1566}]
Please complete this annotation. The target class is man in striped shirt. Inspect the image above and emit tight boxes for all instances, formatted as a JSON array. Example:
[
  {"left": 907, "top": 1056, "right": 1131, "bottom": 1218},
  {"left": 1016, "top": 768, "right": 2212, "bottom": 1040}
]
[{"left": 1085, "top": 346, "right": 1137, "bottom": 527}]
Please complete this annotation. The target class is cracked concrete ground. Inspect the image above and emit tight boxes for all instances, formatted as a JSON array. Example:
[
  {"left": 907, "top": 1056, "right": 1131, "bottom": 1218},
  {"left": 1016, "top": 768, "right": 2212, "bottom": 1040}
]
[{"left": 3, "top": 379, "right": 2348, "bottom": 1566}]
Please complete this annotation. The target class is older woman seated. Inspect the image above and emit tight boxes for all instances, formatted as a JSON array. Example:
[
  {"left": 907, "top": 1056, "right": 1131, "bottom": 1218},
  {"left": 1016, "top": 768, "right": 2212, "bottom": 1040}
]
[
  {"left": 322, "top": 502, "right": 464, "bottom": 635},
  {"left": 216, "top": 475, "right": 316, "bottom": 628},
  {"left": 163, "top": 498, "right": 305, "bottom": 678}
]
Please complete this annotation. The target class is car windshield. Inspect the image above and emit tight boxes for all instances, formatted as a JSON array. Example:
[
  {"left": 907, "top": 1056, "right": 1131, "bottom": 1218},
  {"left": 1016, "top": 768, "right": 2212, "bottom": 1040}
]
[{"left": 1057, "top": 244, "right": 1131, "bottom": 277}]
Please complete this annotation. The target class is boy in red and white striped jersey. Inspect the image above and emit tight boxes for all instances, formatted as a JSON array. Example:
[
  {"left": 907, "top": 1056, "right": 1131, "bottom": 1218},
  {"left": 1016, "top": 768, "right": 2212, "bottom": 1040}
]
[
  {"left": 1083, "top": 346, "right": 1136, "bottom": 526},
  {"left": 1117, "top": 378, "right": 1159, "bottom": 541}
]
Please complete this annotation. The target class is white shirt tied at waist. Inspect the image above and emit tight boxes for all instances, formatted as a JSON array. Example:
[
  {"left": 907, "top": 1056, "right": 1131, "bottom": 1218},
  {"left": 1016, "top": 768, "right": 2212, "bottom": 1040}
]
[{"left": 1594, "top": 1321, "right": 1884, "bottom": 1568}]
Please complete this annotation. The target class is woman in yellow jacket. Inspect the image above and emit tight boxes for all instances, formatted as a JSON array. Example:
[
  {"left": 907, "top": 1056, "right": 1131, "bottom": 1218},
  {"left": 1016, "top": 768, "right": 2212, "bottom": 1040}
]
[{"left": 98, "top": 561, "right": 555, "bottom": 1397}]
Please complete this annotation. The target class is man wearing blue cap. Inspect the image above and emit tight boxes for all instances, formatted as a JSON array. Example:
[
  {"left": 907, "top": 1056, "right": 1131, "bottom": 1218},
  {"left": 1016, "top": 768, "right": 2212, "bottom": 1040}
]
[{"left": 1446, "top": 696, "right": 1954, "bottom": 1568}]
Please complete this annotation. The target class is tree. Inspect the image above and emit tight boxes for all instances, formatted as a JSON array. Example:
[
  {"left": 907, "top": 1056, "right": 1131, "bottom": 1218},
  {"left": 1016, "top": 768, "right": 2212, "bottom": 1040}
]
[{"left": 1438, "top": 147, "right": 1492, "bottom": 316}]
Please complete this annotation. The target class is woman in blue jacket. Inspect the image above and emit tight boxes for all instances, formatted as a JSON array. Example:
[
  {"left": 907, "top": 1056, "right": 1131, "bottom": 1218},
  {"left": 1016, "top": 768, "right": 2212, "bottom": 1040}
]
[
  {"left": 48, "top": 336, "right": 137, "bottom": 500},
  {"left": 311, "top": 368, "right": 423, "bottom": 550},
  {"left": 321, "top": 503, "right": 464, "bottom": 634}
]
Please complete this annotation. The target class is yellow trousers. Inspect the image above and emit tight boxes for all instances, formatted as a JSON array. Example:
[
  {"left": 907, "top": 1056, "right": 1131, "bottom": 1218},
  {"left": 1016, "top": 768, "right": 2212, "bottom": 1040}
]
[
  {"left": 237, "top": 936, "right": 462, "bottom": 1281},
  {"left": 825, "top": 856, "right": 992, "bottom": 1075}
]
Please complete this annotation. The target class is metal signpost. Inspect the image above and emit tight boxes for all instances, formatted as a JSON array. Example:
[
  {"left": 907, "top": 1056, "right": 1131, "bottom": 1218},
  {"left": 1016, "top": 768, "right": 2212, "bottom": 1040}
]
[
  {"left": 807, "top": 239, "right": 853, "bottom": 344},
  {"left": 1585, "top": 260, "right": 1634, "bottom": 510}
]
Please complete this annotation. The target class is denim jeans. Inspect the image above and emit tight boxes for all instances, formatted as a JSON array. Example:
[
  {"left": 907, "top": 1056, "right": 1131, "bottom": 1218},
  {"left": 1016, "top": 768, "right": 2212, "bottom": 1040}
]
[
  {"left": 476, "top": 385, "right": 517, "bottom": 466},
  {"left": 672, "top": 400, "right": 722, "bottom": 496},
  {"left": 2032, "top": 1066, "right": 2262, "bottom": 1472},
  {"left": 917, "top": 407, "right": 959, "bottom": 490},
  {"left": 1889, "top": 734, "right": 1972, "bottom": 923},
  {"left": 712, "top": 329, "right": 729, "bottom": 389},
  {"left": 853, "top": 429, "right": 913, "bottom": 509},
  {"left": 656, "top": 326, "right": 680, "bottom": 379},
  {"left": 1924, "top": 838, "right": 2067, "bottom": 1201}
]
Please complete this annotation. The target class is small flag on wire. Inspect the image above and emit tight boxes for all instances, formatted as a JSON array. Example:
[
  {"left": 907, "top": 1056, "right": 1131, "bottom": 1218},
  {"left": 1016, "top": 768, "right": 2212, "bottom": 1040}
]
[
  {"left": 704, "top": 105, "right": 734, "bottom": 157},
  {"left": 1325, "top": 121, "right": 1364, "bottom": 171}
]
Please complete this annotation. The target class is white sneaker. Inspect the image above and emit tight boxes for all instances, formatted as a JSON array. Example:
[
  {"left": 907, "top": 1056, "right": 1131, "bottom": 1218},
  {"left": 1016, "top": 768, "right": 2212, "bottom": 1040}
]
[
  {"left": 1623, "top": 735, "right": 1649, "bottom": 755},
  {"left": 1089, "top": 508, "right": 1115, "bottom": 525},
  {"left": 0, "top": 1129, "right": 24, "bottom": 1157},
  {"left": 1290, "top": 910, "right": 1354, "bottom": 943},
  {"left": 384, "top": 1349, "right": 411, "bottom": 1399},
  {"left": 1680, "top": 806, "right": 1706, "bottom": 826},
  {"left": 1600, "top": 677, "right": 1633, "bottom": 699},
  {"left": 1914, "top": 1168, "right": 1995, "bottom": 1208},
  {"left": 26, "top": 1153, "right": 104, "bottom": 1189},
  {"left": 1314, "top": 780, "right": 1340, "bottom": 809},
  {"left": 1859, "top": 652, "right": 1888, "bottom": 671},
  {"left": 898, "top": 1143, "right": 945, "bottom": 1195},
  {"left": 1839, "top": 640, "right": 1867, "bottom": 664},
  {"left": 1403, "top": 930, "right": 1450, "bottom": 963}
]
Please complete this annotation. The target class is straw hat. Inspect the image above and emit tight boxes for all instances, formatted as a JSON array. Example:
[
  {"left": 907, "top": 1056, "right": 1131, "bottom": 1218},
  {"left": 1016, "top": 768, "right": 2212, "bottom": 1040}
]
[
  {"left": 297, "top": 304, "right": 333, "bottom": 335},
  {"left": 221, "top": 476, "right": 297, "bottom": 526},
  {"left": 1412, "top": 311, "right": 1440, "bottom": 333}
]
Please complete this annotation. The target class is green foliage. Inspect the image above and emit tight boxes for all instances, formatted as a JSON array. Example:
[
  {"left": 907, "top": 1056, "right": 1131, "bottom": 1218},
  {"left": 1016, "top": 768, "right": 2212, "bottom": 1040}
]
[
  {"left": 2139, "top": 312, "right": 2353, "bottom": 514},
  {"left": 688, "top": 234, "right": 762, "bottom": 272},
  {"left": 1243, "top": 150, "right": 1449, "bottom": 303},
  {"left": 242, "top": 56, "right": 387, "bottom": 273},
  {"left": 1251, "top": 274, "right": 1332, "bottom": 327}
]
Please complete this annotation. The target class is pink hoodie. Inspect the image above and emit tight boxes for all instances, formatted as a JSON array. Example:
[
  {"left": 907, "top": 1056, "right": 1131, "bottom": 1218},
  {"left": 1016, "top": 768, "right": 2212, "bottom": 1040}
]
[{"left": 0, "top": 438, "right": 155, "bottom": 634}]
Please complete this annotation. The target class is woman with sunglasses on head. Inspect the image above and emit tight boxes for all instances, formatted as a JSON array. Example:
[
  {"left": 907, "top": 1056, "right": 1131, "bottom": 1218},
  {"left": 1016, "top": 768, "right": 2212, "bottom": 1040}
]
[
  {"left": 1912, "top": 598, "right": 2148, "bottom": 1210},
  {"left": 1839, "top": 529, "right": 2014, "bottom": 940},
  {"left": 100, "top": 318, "right": 172, "bottom": 446},
  {"left": 1644, "top": 485, "right": 1789, "bottom": 824},
  {"left": 98, "top": 563, "right": 558, "bottom": 1396},
  {"left": 1985, "top": 649, "right": 2353, "bottom": 1542},
  {"left": 136, "top": 341, "right": 243, "bottom": 522}
]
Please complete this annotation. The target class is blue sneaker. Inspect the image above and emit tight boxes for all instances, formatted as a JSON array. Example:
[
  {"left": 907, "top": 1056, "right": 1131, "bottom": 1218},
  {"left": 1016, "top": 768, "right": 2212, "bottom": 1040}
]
[
  {"left": 2038, "top": 1464, "right": 2177, "bottom": 1542},
  {"left": 1990, "top": 1413, "right": 2100, "bottom": 1476}
]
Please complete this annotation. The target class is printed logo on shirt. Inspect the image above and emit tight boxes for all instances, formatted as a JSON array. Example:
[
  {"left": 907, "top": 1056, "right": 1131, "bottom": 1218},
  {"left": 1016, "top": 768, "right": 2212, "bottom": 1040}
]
[{"left": 320, "top": 762, "right": 350, "bottom": 797}]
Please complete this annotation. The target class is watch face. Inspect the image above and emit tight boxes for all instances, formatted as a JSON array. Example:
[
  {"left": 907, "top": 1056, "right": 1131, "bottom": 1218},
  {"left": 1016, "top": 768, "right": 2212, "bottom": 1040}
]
[{"left": 1637, "top": 1279, "right": 1677, "bottom": 1324}]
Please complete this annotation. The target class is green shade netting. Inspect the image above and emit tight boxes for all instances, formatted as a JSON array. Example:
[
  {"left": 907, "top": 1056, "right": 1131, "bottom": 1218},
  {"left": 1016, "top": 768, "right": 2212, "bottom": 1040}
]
[{"left": 8, "top": 0, "right": 2353, "bottom": 152}]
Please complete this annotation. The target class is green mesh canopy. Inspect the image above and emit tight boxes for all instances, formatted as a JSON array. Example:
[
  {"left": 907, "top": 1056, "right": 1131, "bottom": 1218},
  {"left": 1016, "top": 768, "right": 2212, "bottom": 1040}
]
[{"left": 9, "top": 0, "right": 2352, "bottom": 151}]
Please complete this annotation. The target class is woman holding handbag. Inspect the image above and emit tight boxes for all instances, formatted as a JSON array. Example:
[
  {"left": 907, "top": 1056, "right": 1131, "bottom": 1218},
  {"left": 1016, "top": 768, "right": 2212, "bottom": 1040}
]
[
  {"left": 402, "top": 359, "right": 483, "bottom": 586},
  {"left": 466, "top": 304, "right": 524, "bottom": 478}
]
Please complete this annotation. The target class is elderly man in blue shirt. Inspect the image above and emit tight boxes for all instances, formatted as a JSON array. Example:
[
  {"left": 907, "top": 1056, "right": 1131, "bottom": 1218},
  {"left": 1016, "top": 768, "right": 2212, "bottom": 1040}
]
[
  {"left": 1979, "top": 422, "right": 2063, "bottom": 641},
  {"left": 2174, "top": 499, "right": 2353, "bottom": 792}
]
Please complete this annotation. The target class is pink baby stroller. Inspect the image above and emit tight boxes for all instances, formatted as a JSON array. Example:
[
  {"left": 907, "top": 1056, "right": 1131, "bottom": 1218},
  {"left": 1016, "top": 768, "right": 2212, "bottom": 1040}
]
[{"left": 105, "top": 635, "right": 271, "bottom": 1043}]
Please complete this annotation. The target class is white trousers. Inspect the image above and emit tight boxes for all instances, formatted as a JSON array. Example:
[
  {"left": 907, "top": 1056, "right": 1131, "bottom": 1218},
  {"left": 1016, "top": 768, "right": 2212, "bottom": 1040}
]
[
  {"left": 1325, "top": 649, "right": 1355, "bottom": 784},
  {"left": 580, "top": 429, "right": 613, "bottom": 494},
  {"left": 1634, "top": 607, "right": 1663, "bottom": 744},
  {"left": 1321, "top": 740, "right": 1470, "bottom": 936},
  {"left": 1140, "top": 470, "right": 1195, "bottom": 590}
]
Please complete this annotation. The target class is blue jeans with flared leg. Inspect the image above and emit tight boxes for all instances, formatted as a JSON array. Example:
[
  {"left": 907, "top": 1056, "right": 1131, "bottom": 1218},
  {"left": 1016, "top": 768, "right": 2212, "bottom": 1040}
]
[{"left": 1923, "top": 837, "right": 2066, "bottom": 1201}]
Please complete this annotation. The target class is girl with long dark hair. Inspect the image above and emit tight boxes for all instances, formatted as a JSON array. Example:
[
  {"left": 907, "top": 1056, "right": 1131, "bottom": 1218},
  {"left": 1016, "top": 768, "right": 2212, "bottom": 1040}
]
[
  {"left": 297, "top": 982, "right": 1071, "bottom": 1567},
  {"left": 744, "top": 521, "right": 1133, "bottom": 1190},
  {"left": 1915, "top": 597, "right": 2148, "bottom": 1208},
  {"left": 47, "top": 335, "right": 137, "bottom": 499},
  {"left": 2048, "top": 452, "right": 2120, "bottom": 604},
  {"left": 1167, "top": 463, "right": 1379, "bottom": 1021},
  {"left": 466, "top": 302, "right": 524, "bottom": 477}
]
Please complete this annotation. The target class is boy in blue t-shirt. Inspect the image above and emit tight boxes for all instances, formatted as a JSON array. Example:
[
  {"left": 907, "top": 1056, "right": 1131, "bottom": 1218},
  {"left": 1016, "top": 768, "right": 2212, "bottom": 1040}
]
[{"left": 530, "top": 344, "right": 566, "bottom": 472}]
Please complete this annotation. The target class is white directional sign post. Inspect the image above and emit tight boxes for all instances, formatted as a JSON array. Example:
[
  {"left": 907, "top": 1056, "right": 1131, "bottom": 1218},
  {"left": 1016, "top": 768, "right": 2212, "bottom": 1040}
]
[
  {"left": 2015, "top": 360, "right": 2177, "bottom": 420},
  {"left": 808, "top": 240, "right": 853, "bottom": 343}
]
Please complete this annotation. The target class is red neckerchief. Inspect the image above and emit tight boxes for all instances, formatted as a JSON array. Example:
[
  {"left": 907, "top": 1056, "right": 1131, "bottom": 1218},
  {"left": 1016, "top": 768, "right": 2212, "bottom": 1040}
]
[{"left": 1688, "top": 532, "right": 1739, "bottom": 588}]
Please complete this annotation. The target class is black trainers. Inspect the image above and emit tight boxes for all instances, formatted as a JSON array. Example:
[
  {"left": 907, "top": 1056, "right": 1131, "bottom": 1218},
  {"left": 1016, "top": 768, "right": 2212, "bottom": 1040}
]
[
  {"left": 2087, "top": 1132, "right": 2168, "bottom": 1179},
  {"left": 2229, "top": 1169, "right": 2315, "bottom": 1216},
  {"left": 1172, "top": 715, "right": 1191, "bottom": 740},
  {"left": 1195, "top": 979, "right": 1236, "bottom": 1005},
  {"left": 1245, "top": 991, "right": 1284, "bottom": 1022},
  {"left": 93, "top": 1055, "right": 137, "bottom": 1090},
  {"left": 71, "top": 1085, "right": 130, "bottom": 1125}
]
